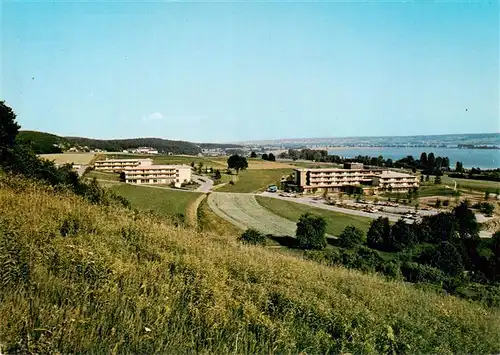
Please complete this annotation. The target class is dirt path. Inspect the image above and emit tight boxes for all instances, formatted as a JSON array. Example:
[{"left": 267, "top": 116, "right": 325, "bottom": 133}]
[
  {"left": 186, "top": 194, "right": 207, "bottom": 228},
  {"left": 207, "top": 192, "right": 298, "bottom": 236}
]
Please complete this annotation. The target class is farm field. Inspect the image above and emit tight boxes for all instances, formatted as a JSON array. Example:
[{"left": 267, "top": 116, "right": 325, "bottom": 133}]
[
  {"left": 216, "top": 169, "right": 291, "bottom": 193},
  {"left": 110, "top": 183, "right": 202, "bottom": 221},
  {"left": 39, "top": 152, "right": 95, "bottom": 164},
  {"left": 256, "top": 196, "right": 372, "bottom": 235},
  {"left": 442, "top": 175, "right": 500, "bottom": 193},
  {"left": 207, "top": 192, "right": 298, "bottom": 235}
]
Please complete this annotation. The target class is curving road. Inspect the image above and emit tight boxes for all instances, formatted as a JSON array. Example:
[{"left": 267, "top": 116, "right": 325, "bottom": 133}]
[{"left": 192, "top": 174, "right": 214, "bottom": 193}]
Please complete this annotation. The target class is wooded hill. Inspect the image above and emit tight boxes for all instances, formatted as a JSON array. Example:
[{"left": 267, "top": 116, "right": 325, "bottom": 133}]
[{"left": 18, "top": 130, "right": 242, "bottom": 155}]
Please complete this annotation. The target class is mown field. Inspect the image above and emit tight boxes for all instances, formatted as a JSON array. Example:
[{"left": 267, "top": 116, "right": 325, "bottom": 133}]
[
  {"left": 208, "top": 193, "right": 298, "bottom": 235},
  {"left": 442, "top": 175, "right": 500, "bottom": 193},
  {"left": 217, "top": 169, "right": 291, "bottom": 193},
  {"left": 1, "top": 177, "right": 499, "bottom": 353},
  {"left": 256, "top": 196, "right": 372, "bottom": 235},
  {"left": 110, "top": 183, "right": 202, "bottom": 222},
  {"left": 39, "top": 152, "right": 95, "bottom": 164}
]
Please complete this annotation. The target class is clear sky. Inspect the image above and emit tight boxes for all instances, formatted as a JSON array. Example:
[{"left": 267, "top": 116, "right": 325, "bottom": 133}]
[{"left": 2, "top": 0, "right": 499, "bottom": 143}]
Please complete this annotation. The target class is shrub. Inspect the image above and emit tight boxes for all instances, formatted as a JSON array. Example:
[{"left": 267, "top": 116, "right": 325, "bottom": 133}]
[
  {"left": 378, "top": 261, "right": 403, "bottom": 280},
  {"left": 239, "top": 229, "right": 266, "bottom": 245},
  {"left": 296, "top": 213, "right": 327, "bottom": 250},
  {"left": 339, "top": 225, "right": 364, "bottom": 248},
  {"left": 401, "top": 262, "right": 445, "bottom": 284}
]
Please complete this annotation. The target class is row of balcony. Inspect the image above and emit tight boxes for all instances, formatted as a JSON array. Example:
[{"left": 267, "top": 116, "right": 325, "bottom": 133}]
[{"left": 126, "top": 174, "right": 177, "bottom": 178}]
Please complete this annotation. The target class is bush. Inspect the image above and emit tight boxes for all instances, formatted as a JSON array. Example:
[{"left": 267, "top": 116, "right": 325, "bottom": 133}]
[
  {"left": 378, "top": 261, "right": 403, "bottom": 280},
  {"left": 418, "top": 242, "right": 464, "bottom": 276},
  {"left": 401, "top": 262, "right": 445, "bottom": 284},
  {"left": 296, "top": 213, "right": 327, "bottom": 250},
  {"left": 339, "top": 225, "right": 364, "bottom": 248},
  {"left": 239, "top": 229, "right": 266, "bottom": 245}
]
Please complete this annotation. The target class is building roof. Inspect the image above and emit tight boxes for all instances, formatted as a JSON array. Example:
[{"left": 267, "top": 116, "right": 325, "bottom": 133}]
[
  {"left": 123, "top": 164, "right": 190, "bottom": 171},
  {"left": 95, "top": 158, "right": 152, "bottom": 163},
  {"left": 377, "top": 171, "right": 416, "bottom": 178},
  {"left": 294, "top": 168, "right": 383, "bottom": 173}
]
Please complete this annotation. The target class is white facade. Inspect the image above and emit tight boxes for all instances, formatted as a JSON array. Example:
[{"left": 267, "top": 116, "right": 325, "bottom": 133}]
[
  {"left": 94, "top": 158, "right": 153, "bottom": 172},
  {"left": 295, "top": 167, "right": 419, "bottom": 193},
  {"left": 123, "top": 165, "right": 192, "bottom": 185}
]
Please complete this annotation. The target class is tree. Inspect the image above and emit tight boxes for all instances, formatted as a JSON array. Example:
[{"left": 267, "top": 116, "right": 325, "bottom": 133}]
[
  {"left": 455, "top": 161, "right": 463, "bottom": 173},
  {"left": 268, "top": 153, "right": 276, "bottom": 162},
  {"left": 213, "top": 169, "right": 222, "bottom": 181},
  {"left": 484, "top": 191, "right": 490, "bottom": 201},
  {"left": 239, "top": 229, "right": 266, "bottom": 245},
  {"left": 227, "top": 154, "right": 248, "bottom": 174},
  {"left": 339, "top": 225, "right": 364, "bottom": 248},
  {"left": 261, "top": 153, "right": 269, "bottom": 161},
  {"left": 0, "top": 101, "right": 20, "bottom": 149},
  {"left": 420, "top": 152, "right": 428, "bottom": 167},
  {"left": 453, "top": 201, "right": 479, "bottom": 240},
  {"left": 388, "top": 219, "right": 416, "bottom": 251},
  {"left": 367, "top": 217, "right": 390, "bottom": 249},
  {"left": 250, "top": 151, "right": 257, "bottom": 158},
  {"left": 428, "top": 152, "right": 436, "bottom": 168},
  {"left": 296, "top": 213, "right": 327, "bottom": 250},
  {"left": 434, "top": 175, "right": 441, "bottom": 184}
]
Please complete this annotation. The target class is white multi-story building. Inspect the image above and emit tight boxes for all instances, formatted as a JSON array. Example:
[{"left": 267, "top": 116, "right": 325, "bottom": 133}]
[
  {"left": 294, "top": 163, "right": 419, "bottom": 194},
  {"left": 371, "top": 171, "right": 420, "bottom": 192},
  {"left": 123, "top": 165, "right": 192, "bottom": 186},
  {"left": 94, "top": 158, "right": 153, "bottom": 172}
]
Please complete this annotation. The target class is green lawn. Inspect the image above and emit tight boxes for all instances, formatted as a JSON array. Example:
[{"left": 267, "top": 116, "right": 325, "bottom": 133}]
[
  {"left": 442, "top": 175, "right": 500, "bottom": 193},
  {"left": 217, "top": 169, "right": 291, "bottom": 193},
  {"left": 256, "top": 196, "right": 372, "bottom": 236},
  {"left": 110, "top": 184, "right": 202, "bottom": 217},
  {"left": 417, "top": 184, "right": 456, "bottom": 197},
  {"left": 85, "top": 170, "right": 120, "bottom": 182}
]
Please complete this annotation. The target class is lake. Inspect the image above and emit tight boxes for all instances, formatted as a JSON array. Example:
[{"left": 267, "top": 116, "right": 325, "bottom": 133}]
[{"left": 328, "top": 147, "right": 499, "bottom": 169}]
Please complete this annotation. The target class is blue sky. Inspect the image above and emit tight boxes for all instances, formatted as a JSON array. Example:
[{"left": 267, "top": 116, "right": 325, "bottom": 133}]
[{"left": 2, "top": 1, "right": 498, "bottom": 142}]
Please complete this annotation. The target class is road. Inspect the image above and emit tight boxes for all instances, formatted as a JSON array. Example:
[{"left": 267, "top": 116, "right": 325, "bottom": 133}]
[{"left": 192, "top": 174, "right": 214, "bottom": 193}]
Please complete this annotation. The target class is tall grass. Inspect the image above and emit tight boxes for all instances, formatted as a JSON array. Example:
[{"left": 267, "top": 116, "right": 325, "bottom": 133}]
[{"left": 0, "top": 176, "right": 499, "bottom": 353}]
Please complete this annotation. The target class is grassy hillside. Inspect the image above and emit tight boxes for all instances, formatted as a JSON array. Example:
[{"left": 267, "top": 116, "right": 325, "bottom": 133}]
[
  {"left": 17, "top": 130, "right": 67, "bottom": 154},
  {"left": 256, "top": 196, "right": 372, "bottom": 235},
  {"left": 0, "top": 177, "right": 499, "bottom": 353}
]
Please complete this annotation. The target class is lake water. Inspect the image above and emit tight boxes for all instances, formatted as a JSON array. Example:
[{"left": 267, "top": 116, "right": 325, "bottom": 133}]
[{"left": 328, "top": 147, "right": 499, "bottom": 169}]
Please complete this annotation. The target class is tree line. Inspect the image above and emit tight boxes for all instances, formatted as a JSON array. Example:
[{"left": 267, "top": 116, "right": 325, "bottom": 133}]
[{"left": 278, "top": 149, "right": 451, "bottom": 174}]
